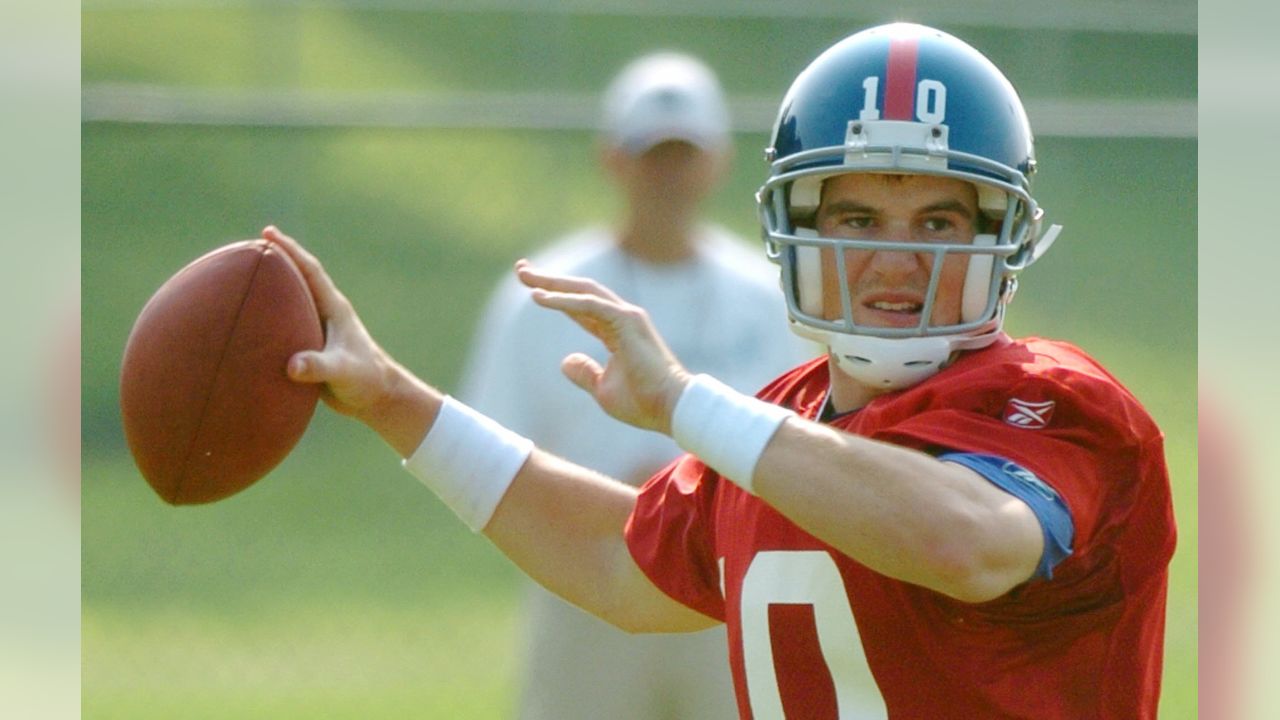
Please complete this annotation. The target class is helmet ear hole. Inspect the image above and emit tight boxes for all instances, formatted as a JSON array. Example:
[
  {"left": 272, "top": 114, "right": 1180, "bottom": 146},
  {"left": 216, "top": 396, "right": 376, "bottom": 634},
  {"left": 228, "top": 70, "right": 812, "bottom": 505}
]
[
  {"left": 961, "top": 234, "right": 997, "bottom": 323},
  {"left": 794, "top": 227, "right": 823, "bottom": 315}
]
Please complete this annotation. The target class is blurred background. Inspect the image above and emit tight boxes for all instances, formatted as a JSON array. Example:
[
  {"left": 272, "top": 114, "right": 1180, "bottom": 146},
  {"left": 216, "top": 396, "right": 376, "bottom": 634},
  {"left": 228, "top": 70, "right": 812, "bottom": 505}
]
[{"left": 81, "top": 2, "right": 1196, "bottom": 718}]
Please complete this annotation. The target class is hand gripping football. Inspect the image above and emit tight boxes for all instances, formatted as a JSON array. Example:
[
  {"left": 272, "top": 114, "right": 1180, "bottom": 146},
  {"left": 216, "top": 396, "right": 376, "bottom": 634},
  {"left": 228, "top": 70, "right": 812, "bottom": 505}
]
[{"left": 120, "top": 239, "right": 324, "bottom": 504}]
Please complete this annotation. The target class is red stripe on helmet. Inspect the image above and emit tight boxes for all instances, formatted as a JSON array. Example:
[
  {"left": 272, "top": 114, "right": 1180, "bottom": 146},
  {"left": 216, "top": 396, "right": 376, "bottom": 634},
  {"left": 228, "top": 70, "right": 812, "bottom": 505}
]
[{"left": 884, "top": 37, "right": 919, "bottom": 120}]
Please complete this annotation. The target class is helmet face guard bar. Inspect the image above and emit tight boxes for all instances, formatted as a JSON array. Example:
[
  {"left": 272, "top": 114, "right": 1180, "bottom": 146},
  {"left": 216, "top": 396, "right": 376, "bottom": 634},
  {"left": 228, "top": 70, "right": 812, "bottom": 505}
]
[{"left": 762, "top": 229, "right": 1017, "bottom": 340}]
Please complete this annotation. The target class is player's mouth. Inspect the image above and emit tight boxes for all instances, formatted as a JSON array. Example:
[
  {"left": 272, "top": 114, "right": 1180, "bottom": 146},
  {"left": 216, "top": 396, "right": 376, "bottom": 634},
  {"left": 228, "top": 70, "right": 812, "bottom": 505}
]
[
  {"left": 858, "top": 293, "right": 925, "bottom": 327},
  {"left": 870, "top": 300, "right": 922, "bottom": 313}
]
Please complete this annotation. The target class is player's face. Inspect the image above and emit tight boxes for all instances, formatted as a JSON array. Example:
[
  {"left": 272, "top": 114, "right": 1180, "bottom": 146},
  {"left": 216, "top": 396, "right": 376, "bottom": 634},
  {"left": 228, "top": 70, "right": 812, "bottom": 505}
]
[{"left": 814, "top": 173, "right": 979, "bottom": 329}]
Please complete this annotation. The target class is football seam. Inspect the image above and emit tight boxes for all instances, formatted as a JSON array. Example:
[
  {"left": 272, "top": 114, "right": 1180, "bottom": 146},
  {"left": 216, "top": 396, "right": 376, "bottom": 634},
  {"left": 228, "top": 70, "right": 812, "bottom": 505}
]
[{"left": 168, "top": 245, "right": 269, "bottom": 503}]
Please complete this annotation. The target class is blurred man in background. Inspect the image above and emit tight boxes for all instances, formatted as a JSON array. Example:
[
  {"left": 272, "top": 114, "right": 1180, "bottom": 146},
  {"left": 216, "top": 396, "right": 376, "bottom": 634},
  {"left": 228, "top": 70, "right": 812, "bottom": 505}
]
[{"left": 458, "top": 52, "right": 812, "bottom": 720}]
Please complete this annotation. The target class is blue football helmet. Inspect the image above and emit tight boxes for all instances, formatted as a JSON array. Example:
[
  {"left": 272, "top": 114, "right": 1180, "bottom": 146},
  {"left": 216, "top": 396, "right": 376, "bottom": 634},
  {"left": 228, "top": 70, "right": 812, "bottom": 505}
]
[{"left": 757, "top": 23, "right": 1061, "bottom": 389}]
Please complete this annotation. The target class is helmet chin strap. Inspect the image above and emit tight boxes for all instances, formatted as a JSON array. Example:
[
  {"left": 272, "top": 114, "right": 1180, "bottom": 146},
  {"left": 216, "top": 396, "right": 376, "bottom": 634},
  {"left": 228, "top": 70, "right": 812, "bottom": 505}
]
[
  {"left": 789, "top": 321, "right": 1000, "bottom": 390},
  {"left": 831, "top": 335, "right": 953, "bottom": 389},
  {"left": 789, "top": 322, "right": 953, "bottom": 389}
]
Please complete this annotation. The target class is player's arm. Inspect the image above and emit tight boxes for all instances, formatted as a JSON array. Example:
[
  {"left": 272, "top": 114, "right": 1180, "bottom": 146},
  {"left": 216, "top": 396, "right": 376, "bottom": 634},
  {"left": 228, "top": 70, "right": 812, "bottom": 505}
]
[
  {"left": 261, "top": 227, "right": 713, "bottom": 634},
  {"left": 750, "top": 420, "right": 1046, "bottom": 603},
  {"left": 486, "top": 449, "right": 716, "bottom": 634},
  {"left": 518, "top": 261, "right": 1054, "bottom": 604}
]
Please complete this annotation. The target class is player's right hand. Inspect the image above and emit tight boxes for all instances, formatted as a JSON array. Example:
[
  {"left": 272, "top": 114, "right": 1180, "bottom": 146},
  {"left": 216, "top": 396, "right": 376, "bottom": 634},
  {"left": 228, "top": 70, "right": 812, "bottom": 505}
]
[
  {"left": 261, "top": 226, "right": 416, "bottom": 425},
  {"left": 515, "top": 259, "right": 691, "bottom": 436}
]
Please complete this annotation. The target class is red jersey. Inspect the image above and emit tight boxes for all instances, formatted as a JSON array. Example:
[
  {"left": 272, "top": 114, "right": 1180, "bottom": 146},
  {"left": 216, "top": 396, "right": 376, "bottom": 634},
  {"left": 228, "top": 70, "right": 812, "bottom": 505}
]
[{"left": 624, "top": 335, "right": 1176, "bottom": 719}]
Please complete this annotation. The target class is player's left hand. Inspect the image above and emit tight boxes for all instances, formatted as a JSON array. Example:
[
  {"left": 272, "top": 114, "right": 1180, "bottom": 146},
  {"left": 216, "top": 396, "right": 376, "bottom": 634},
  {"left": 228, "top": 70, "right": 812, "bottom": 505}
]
[{"left": 515, "top": 260, "right": 690, "bottom": 435}]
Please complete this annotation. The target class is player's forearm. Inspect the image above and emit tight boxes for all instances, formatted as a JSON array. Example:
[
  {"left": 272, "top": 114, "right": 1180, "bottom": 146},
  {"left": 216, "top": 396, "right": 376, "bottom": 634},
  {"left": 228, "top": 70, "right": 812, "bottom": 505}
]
[
  {"left": 357, "top": 361, "right": 442, "bottom": 459},
  {"left": 751, "top": 420, "right": 1041, "bottom": 602},
  {"left": 379, "top": 381, "right": 709, "bottom": 631},
  {"left": 484, "top": 451, "right": 715, "bottom": 633}
]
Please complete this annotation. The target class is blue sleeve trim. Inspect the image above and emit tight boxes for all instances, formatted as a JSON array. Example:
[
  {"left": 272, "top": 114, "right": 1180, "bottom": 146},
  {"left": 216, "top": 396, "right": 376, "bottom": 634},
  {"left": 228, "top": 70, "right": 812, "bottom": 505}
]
[{"left": 937, "top": 452, "right": 1074, "bottom": 581}]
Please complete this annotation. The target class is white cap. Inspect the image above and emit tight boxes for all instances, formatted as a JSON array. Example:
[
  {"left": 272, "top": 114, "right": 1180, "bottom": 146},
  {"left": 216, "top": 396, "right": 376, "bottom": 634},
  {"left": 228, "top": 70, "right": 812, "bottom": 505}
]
[{"left": 602, "top": 52, "right": 731, "bottom": 155}]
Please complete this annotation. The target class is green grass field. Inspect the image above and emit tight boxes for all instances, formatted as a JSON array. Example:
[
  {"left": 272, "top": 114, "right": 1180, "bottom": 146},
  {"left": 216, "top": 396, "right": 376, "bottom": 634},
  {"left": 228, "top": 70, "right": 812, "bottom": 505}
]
[{"left": 83, "top": 6, "right": 1196, "bottom": 718}]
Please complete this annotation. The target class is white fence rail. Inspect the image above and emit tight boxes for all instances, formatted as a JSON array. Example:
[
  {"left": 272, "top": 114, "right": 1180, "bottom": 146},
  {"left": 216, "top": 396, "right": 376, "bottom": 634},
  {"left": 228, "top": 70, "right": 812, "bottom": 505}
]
[{"left": 82, "top": 84, "right": 1196, "bottom": 139}]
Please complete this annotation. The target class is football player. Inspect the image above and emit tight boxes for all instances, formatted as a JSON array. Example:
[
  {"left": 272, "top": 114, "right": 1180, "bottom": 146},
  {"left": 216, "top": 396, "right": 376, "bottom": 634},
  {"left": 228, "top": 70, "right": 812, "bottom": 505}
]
[{"left": 267, "top": 22, "right": 1175, "bottom": 719}]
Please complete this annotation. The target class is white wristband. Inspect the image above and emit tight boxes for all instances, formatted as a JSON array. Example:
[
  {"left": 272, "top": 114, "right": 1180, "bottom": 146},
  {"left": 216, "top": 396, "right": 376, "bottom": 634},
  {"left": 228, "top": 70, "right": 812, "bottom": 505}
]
[
  {"left": 670, "top": 374, "right": 794, "bottom": 494},
  {"left": 401, "top": 396, "right": 534, "bottom": 532}
]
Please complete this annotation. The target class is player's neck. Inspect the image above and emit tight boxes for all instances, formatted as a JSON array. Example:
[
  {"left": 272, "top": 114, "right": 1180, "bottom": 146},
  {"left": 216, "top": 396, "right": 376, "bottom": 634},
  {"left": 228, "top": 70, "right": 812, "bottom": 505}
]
[{"left": 617, "top": 209, "right": 699, "bottom": 264}]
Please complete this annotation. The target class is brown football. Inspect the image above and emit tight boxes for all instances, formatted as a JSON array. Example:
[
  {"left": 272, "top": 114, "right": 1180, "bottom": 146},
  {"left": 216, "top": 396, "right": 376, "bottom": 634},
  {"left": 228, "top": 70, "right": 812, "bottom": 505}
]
[{"left": 120, "top": 239, "right": 323, "bottom": 504}]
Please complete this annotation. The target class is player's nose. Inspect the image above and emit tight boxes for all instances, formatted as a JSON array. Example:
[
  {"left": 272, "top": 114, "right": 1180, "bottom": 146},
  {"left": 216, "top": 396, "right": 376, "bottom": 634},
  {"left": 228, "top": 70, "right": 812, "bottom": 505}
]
[{"left": 863, "top": 244, "right": 923, "bottom": 279}]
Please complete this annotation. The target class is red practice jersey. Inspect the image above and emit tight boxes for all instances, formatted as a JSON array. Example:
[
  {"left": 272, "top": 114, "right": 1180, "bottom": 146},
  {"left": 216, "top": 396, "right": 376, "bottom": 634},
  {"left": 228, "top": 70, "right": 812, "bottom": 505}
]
[{"left": 625, "top": 335, "right": 1176, "bottom": 719}]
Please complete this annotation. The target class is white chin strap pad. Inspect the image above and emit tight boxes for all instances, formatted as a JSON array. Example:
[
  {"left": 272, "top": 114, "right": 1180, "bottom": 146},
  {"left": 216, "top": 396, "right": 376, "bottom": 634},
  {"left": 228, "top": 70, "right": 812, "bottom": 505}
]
[
  {"left": 961, "top": 233, "right": 996, "bottom": 323},
  {"left": 825, "top": 332, "right": 953, "bottom": 390},
  {"left": 793, "top": 227, "right": 823, "bottom": 315}
]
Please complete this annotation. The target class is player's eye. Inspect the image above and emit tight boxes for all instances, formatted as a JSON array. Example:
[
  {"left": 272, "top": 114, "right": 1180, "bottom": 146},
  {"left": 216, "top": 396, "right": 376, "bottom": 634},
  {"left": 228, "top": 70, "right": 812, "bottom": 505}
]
[
  {"left": 920, "top": 215, "right": 973, "bottom": 240},
  {"left": 838, "top": 215, "right": 875, "bottom": 231},
  {"left": 922, "top": 217, "right": 954, "bottom": 233}
]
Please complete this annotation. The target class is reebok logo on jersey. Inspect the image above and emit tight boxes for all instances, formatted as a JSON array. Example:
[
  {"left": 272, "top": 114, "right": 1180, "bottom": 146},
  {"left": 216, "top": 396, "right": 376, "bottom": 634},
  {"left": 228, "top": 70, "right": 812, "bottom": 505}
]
[{"left": 1003, "top": 398, "right": 1055, "bottom": 429}]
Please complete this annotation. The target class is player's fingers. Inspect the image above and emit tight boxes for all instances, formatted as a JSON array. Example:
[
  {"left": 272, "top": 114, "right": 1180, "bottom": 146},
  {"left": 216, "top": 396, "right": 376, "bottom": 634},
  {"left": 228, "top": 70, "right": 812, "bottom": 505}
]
[
  {"left": 560, "top": 353, "right": 603, "bottom": 396},
  {"left": 530, "top": 289, "right": 635, "bottom": 347},
  {"left": 515, "top": 259, "right": 623, "bottom": 303},
  {"left": 286, "top": 349, "right": 331, "bottom": 384},
  {"left": 262, "top": 225, "right": 347, "bottom": 319},
  {"left": 261, "top": 225, "right": 318, "bottom": 270},
  {"left": 529, "top": 287, "right": 627, "bottom": 322}
]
